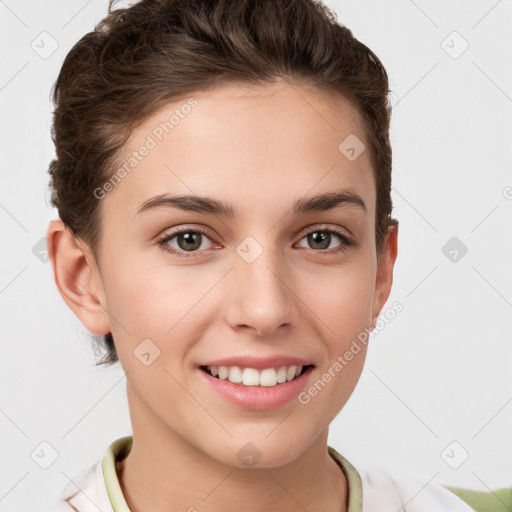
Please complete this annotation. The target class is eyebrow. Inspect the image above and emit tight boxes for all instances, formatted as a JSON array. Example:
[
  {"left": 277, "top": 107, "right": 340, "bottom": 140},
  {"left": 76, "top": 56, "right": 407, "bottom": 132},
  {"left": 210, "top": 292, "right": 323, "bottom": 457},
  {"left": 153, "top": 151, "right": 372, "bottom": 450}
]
[{"left": 135, "top": 188, "right": 367, "bottom": 218}]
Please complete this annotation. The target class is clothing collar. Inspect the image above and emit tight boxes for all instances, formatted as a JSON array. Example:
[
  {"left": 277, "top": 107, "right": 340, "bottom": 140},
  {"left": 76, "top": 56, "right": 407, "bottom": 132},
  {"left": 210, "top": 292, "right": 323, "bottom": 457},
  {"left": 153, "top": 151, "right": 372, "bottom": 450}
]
[{"left": 102, "top": 436, "right": 362, "bottom": 512}]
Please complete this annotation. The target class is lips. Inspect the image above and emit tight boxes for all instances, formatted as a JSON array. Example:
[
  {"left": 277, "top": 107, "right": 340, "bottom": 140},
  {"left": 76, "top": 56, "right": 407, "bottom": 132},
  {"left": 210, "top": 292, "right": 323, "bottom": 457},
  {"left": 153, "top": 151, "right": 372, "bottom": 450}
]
[{"left": 197, "top": 363, "right": 315, "bottom": 409}]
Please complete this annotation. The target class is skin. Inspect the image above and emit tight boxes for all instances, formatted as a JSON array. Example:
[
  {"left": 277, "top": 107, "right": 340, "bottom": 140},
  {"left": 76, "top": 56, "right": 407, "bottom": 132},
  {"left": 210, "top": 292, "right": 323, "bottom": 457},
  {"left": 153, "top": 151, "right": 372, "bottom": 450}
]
[{"left": 47, "top": 81, "right": 398, "bottom": 512}]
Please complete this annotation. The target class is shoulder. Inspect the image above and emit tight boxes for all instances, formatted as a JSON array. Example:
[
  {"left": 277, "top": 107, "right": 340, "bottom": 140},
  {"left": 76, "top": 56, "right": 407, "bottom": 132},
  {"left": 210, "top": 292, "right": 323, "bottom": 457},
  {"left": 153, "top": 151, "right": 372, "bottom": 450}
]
[
  {"left": 41, "top": 501, "right": 77, "bottom": 512},
  {"left": 44, "top": 436, "right": 133, "bottom": 512},
  {"left": 45, "top": 460, "right": 113, "bottom": 512},
  {"left": 328, "top": 446, "right": 509, "bottom": 512},
  {"left": 357, "top": 463, "right": 477, "bottom": 512},
  {"left": 444, "top": 485, "right": 512, "bottom": 512},
  {"left": 358, "top": 462, "right": 511, "bottom": 512}
]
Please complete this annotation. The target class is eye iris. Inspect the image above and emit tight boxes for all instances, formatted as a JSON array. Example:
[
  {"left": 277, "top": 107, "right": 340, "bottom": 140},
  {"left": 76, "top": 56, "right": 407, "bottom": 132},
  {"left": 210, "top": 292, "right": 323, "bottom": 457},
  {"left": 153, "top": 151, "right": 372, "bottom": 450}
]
[
  {"left": 178, "top": 232, "right": 201, "bottom": 251},
  {"left": 308, "top": 231, "right": 330, "bottom": 250}
]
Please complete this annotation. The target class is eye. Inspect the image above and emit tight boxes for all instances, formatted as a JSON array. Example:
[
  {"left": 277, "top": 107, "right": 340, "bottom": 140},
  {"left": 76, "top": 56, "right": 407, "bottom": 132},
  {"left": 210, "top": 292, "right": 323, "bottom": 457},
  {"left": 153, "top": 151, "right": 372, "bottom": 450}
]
[
  {"left": 156, "top": 226, "right": 217, "bottom": 258},
  {"left": 296, "top": 226, "right": 354, "bottom": 254},
  {"left": 156, "top": 224, "right": 355, "bottom": 259}
]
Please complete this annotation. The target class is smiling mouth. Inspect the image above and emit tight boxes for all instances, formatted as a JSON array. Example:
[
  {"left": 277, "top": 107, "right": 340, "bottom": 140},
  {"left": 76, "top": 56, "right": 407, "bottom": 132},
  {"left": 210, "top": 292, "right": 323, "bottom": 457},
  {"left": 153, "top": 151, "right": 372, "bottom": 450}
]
[{"left": 199, "top": 364, "right": 314, "bottom": 387}]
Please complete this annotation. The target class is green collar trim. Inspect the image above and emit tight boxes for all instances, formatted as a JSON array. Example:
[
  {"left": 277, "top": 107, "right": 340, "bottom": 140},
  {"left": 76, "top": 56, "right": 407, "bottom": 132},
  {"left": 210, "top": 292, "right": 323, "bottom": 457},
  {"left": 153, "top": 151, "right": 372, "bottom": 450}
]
[
  {"left": 102, "top": 436, "right": 362, "bottom": 512},
  {"left": 102, "top": 436, "right": 133, "bottom": 512},
  {"left": 328, "top": 446, "right": 363, "bottom": 512}
]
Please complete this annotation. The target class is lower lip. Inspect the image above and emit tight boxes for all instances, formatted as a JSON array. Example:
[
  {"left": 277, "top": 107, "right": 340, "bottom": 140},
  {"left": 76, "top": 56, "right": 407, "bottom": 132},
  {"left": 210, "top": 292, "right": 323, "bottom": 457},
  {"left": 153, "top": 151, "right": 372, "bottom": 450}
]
[{"left": 197, "top": 366, "right": 314, "bottom": 410}]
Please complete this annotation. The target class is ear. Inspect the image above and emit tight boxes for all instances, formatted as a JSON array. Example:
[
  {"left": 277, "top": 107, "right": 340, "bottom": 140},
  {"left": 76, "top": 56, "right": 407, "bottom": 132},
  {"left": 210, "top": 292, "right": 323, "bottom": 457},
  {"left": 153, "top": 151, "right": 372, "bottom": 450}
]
[
  {"left": 46, "top": 219, "right": 111, "bottom": 336},
  {"left": 370, "top": 223, "right": 399, "bottom": 328}
]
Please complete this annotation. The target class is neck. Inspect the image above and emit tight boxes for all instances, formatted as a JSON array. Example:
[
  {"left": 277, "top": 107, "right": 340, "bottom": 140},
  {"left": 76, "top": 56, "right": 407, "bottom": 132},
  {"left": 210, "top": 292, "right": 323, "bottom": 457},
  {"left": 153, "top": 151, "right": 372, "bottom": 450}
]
[{"left": 117, "top": 386, "right": 348, "bottom": 512}]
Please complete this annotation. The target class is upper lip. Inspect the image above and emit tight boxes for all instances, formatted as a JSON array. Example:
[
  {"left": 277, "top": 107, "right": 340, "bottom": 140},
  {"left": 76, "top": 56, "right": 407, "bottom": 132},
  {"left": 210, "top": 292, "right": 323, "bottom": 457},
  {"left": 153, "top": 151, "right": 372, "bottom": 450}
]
[{"left": 200, "top": 355, "right": 314, "bottom": 370}]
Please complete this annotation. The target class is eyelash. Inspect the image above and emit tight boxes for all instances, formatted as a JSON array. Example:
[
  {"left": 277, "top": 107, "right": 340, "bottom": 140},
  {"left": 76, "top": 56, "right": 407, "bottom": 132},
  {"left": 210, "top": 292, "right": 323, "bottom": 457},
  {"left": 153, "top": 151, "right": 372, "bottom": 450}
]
[{"left": 156, "top": 225, "right": 355, "bottom": 259}]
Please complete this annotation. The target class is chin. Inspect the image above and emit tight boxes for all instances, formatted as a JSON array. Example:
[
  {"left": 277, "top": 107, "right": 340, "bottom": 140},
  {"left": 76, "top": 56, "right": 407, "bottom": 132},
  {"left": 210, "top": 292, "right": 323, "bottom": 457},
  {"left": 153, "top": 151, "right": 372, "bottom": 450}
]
[{"left": 204, "top": 434, "right": 314, "bottom": 470}]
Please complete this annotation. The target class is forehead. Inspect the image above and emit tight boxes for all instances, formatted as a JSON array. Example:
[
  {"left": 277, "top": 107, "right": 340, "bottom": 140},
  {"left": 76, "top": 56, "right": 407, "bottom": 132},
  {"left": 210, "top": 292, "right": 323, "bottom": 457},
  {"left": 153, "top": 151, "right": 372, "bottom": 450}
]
[{"left": 102, "top": 81, "right": 375, "bottom": 221}]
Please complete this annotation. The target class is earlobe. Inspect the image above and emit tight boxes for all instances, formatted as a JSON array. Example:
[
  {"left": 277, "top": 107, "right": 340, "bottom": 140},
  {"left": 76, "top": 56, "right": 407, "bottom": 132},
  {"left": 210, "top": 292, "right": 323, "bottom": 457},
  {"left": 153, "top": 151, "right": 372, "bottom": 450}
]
[
  {"left": 370, "top": 223, "right": 399, "bottom": 328},
  {"left": 46, "top": 219, "right": 111, "bottom": 336}
]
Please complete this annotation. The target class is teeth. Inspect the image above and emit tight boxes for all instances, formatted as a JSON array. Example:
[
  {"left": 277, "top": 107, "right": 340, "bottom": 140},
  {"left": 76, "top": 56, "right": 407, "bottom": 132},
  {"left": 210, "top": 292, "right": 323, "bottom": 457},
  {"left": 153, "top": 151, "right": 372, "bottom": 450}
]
[
  {"left": 260, "top": 368, "right": 278, "bottom": 387},
  {"left": 277, "top": 366, "right": 287, "bottom": 383},
  {"left": 243, "top": 368, "right": 260, "bottom": 386},
  {"left": 218, "top": 366, "right": 228, "bottom": 380},
  {"left": 206, "top": 365, "right": 306, "bottom": 387},
  {"left": 228, "top": 366, "right": 243, "bottom": 383}
]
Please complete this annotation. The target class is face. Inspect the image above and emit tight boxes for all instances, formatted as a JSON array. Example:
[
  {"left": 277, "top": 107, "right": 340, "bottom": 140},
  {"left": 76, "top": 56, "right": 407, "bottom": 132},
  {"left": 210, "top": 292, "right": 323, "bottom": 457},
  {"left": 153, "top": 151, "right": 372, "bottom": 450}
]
[{"left": 55, "top": 81, "right": 397, "bottom": 468}]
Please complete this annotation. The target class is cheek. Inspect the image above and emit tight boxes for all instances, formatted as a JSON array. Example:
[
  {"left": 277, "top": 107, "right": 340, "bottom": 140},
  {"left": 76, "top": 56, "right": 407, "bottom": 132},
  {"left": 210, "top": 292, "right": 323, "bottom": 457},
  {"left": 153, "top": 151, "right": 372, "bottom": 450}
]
[
  {"left": 102, "top": 255, "right": 215, "bottom": 359},
  {"left": 299, "top": 264, "right": 374, "bottom": 415},
  {"left": 305, "top": 257, "right": 376, "bottom": 339},
  {"left": 303, "top": 258, "right": 374, "bottom": 396}
]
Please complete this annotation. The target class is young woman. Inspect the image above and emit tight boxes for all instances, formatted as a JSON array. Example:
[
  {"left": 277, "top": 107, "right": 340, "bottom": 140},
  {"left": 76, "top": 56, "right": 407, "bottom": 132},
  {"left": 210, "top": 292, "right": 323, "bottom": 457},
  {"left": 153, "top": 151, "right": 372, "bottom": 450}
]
[{"left": 45, "top": 0, "right": 506, "bottom": 510}]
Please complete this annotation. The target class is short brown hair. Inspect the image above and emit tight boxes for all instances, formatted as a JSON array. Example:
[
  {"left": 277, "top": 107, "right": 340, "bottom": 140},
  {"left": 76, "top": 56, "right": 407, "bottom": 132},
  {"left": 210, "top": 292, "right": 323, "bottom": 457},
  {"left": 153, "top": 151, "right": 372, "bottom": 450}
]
[{"left": 48, "top": 0, "right": 398, "bottom": 366}]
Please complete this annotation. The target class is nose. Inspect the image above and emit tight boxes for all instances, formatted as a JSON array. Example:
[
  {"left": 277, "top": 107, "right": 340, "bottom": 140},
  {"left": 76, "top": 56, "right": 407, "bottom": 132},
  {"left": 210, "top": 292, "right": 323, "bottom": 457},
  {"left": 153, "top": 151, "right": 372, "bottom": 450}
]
[{"left": 224, "top": 245, "right": 298, "bottom": 337}]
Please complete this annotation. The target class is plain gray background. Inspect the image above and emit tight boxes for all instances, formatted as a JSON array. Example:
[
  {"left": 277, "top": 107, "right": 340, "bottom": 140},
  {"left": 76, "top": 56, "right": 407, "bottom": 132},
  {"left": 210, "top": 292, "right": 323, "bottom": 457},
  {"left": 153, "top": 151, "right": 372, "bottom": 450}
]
[{"left": 1, "top": 1, "right": 511, "bottom": 510}]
